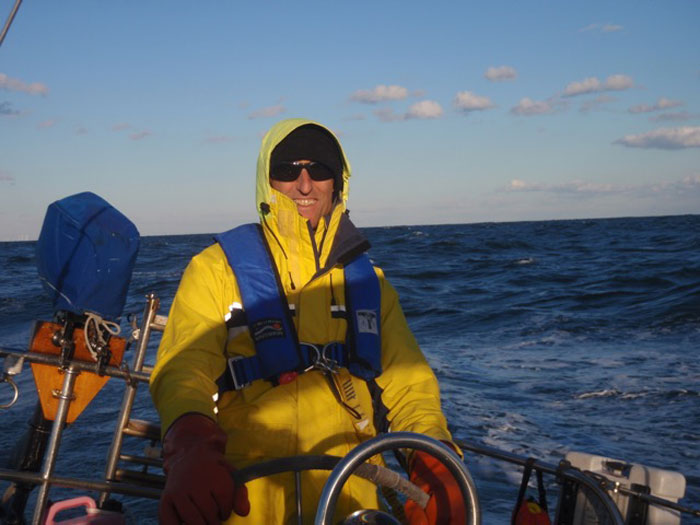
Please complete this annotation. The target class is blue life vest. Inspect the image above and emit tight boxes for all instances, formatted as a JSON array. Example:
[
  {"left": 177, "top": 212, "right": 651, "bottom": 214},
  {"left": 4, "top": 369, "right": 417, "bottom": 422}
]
[{"left": 214, "top": 223, "right": 382, "bottom": 391}]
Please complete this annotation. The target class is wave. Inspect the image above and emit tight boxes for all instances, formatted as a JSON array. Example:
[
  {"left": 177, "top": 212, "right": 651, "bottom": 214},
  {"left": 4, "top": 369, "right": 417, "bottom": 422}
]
[
  {"left": 4, "top": 255, "right": 33, "bottom": 265},
  {"left": 576, "top": 388, "right": 699, "bottom": 401}
]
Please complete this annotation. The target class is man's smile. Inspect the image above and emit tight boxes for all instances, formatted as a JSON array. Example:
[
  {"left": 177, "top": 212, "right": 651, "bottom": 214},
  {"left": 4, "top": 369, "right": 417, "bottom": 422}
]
[{"left": 294, "top": 198, "right": 317, "bottom": 207}]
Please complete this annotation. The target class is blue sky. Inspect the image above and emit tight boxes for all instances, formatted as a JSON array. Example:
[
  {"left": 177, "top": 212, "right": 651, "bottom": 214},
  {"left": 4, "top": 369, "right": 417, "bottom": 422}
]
[{"left": 1, "top": 1, "right": 699, "bottom": 241}]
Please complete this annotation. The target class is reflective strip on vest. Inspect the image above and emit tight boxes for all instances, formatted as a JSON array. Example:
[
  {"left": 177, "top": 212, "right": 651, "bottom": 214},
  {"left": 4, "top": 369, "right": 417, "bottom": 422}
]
[{"left": 214, "top": 223, "right": 381, "bottom": 391}]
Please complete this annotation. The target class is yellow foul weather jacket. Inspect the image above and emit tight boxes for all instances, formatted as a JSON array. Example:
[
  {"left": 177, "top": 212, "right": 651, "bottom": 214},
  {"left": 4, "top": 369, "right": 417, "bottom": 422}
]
[{"left": 150, "top": 118, "right": 454, "bottom": 523}]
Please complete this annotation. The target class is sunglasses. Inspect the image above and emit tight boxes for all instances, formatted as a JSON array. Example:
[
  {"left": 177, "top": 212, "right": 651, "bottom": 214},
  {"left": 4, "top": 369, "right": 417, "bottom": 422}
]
[{"left": 270, "top": 161, "right": 336, "bottom": 182}]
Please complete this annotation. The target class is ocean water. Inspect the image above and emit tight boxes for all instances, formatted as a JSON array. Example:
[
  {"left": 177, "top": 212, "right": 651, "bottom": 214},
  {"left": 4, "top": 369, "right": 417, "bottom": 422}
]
[{"left": 1, "top": 215, "right": 699, "bottom": 523}]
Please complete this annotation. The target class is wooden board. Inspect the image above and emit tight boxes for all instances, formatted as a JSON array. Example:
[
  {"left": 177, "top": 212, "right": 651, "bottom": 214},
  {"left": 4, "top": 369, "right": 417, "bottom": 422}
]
[{"left": 29, "top": 321, "right": 126, "bottom": 423}]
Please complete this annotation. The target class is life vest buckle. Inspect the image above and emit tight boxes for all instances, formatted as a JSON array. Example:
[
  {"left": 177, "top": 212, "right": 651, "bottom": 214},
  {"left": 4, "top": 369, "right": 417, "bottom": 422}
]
[{"left": 227, "top": 356, "right": 251, "bottom": 390}]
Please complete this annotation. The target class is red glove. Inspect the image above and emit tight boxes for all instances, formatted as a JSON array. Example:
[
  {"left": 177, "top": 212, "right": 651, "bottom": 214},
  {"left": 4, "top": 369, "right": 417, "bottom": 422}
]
[
  {"left": 404, "top": 445, "right": 466, "bottom": 525},
  {"left": 159, "top": 414, "right": 250, "bottom": 524}
]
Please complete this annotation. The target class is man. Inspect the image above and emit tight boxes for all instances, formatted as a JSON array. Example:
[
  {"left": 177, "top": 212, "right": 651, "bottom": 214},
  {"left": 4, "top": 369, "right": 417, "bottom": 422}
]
[{"left": 150, "top": 118, "right": 465, "bottom": 524}]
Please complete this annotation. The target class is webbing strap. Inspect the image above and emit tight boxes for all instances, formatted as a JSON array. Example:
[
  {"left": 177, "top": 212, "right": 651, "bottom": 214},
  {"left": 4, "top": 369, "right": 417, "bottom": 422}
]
[
  {"left": 216, "top": 342, "right": 347, "bottom": 392},
  {"left": 536, "top": 469, "right": 548, "bottom": 512},
  {"left": 512, "top": 458, "right": 534, "bottom": 525},
  {"left": 215, "top": 224, "right": 300, "bottom": 380},
  {"left": 511, "top": 458, "right": 549, "bottom": 525},
  {"left": 344, "top": 254, "right": 382, "bottom": 380}
]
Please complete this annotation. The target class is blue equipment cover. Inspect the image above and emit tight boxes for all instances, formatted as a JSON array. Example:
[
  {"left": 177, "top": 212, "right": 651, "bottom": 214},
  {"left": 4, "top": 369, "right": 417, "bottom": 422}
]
[{"left": 36, "top": 192, "right": 140, "bottom": 320}]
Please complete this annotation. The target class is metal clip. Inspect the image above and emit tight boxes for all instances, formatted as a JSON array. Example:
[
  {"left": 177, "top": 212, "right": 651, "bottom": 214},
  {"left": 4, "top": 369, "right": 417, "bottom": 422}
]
[
  {"left": 301, "top": 343, "right": 321, "bottom": 373},
  {"left": 2, "top": 355, "right": 24, "bottom": 409},
  {"left": 300, "top": 342, "right": 340, "bottom": 374},
  {"left": 320, "top": 343, "right": 340, "bottom": 373},
  {"left": 128, "top": 313, "right": 140, "bottom": 343},
  {"left": 1, "top": 374, "right": 19, "bottom": 409},
  {"left": 1, "top": 355, "right": 24, "bottom": 409}
]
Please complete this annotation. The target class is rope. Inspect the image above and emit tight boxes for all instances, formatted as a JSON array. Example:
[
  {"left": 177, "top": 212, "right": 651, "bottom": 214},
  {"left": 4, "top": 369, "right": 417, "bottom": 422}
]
[
  {"left": 83, "top": 312, "right": 121, "bottom": 361},
  {"left": 512, "top": 458, "right": 535, "bottom": 525}
]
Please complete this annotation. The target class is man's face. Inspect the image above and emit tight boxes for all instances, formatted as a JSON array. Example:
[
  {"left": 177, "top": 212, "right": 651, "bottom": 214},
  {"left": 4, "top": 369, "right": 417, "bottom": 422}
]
[{"left": 270, "top": 160, "right": 335, "bottom": 229}]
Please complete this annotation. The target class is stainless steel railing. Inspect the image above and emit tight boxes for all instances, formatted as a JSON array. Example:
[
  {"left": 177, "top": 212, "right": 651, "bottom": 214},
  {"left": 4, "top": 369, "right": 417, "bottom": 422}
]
[{"left": 0, "top": 293, "right": 166, "bottom": 524}]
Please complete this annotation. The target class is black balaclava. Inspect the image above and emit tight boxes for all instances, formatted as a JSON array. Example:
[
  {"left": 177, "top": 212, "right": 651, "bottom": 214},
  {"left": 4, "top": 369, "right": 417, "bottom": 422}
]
[{"left": 270, "top": 124, "right": 344, "bottom": 198}]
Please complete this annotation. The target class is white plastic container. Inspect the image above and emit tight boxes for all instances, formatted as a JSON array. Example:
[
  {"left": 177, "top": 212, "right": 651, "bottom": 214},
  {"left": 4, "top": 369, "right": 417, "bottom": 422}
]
[{"left": 563, "top": 451, "right": 686, "bottom": 525}]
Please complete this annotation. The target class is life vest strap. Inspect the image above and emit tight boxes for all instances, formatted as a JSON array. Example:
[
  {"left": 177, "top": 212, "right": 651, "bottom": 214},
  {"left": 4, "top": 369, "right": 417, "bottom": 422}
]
[{"left": 216, "top": 341, "right": 348, "bottom": 392}]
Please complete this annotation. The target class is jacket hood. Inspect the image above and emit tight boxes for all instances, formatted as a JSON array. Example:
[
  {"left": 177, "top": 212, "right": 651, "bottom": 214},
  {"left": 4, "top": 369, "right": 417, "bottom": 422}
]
[{"left": 255, "top": 118, "right": 351, "bottom": 221}]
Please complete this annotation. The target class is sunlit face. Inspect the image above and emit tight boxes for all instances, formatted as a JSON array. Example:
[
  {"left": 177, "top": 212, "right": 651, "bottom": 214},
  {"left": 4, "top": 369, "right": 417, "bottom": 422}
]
[{"left": 270, "top": 160, "right": 335, "bottom": 229}]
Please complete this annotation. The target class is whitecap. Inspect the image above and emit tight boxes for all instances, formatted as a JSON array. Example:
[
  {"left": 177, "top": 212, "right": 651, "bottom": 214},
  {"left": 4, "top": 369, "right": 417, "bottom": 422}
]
[
  {"left": 620, "top": 391, "right": 650, "bottom": 400},
  {"left": 577, "top": 388, "right": 620, "bottom": 399}
]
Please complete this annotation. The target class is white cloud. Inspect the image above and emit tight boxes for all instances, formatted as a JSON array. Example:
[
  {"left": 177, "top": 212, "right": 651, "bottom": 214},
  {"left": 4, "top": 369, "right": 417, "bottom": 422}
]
[
  {"left": 564, "top": 77, "right": 601, "bottom": 96},
  {"left": 0, "top": 170, "right": 15, "bottom": 183},
  {"left": 350, "top": 85, "right": 409, "bottom": 104},
  {"left": 373, "top": 100, "right": 443, "bottom": 122},
  {"left": 579, "top": 23, "right": 623, "bottom": 33},
  {"left": 506, "top": 179, "right": 622, "bottom": 194},
  {"left": 484, "top": 66, "right": 517, "bottom": 82},
  {"left": 112, "top": 122, "right": 131, "bottom": 131},
  {"left": 678, "top": 174, "right": 700, "bottom": 188},
  {"left": 602, "top": 24, "right": 623, "bottom": 32},
  {"left": 505, "top": 175, "right": 700, "bottom": 196},
  {"left": 510, "top": 97, "right": 555, "bottom": 116},
  {"left": 453, "top": 91, "right": 494, "bottom": 113},
  {"left": 629, "top": 97, "right": 684, "bottom": 114},
  {"left": 248, "top": 104, "right": 285, "bottom": 119},
  {"left": 657, "top": 97, "right": 682, "bottom": 110},
  {"left": 508, "top": 179, "right": 529, "bottom": 190},
  {"left": 129, "top": 130, "right": 152, "bottom": 141},
  {"left": 614, "top": 126, "right": 700, "bottom": 150},
  {"left": 0, "top": 73, "right": 49, "bottom": 96},
  {"left": 407, "top": 100, "right": 443, "bottom": 119},
  {"left": 37, "top": 119, "right": 56, "bottom": 129},
  {"left": 564, "top": 74, "right": 634, "bottom": 97},
  {"left": 650, "top": 111, "right": 699, "bottom": 123},
  {"left": 605, "top": 74, "right": 634, "bottom": 91}
]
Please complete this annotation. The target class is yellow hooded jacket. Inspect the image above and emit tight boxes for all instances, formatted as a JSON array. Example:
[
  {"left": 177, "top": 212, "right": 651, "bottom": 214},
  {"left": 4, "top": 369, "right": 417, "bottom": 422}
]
[{"left": 150, "top": 118, "right": 454, "bottom": 523}]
